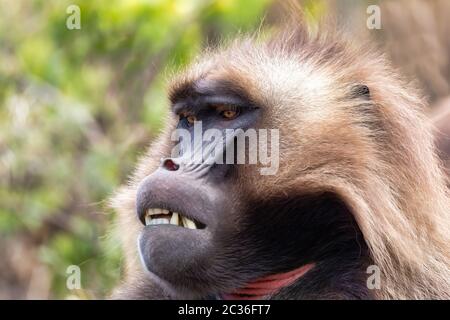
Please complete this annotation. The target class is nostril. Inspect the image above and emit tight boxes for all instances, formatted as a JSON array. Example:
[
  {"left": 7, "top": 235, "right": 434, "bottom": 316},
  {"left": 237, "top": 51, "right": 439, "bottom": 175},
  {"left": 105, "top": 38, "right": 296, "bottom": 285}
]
[{"left": 162, "top": 158, "right": 179, "bottom": 171}]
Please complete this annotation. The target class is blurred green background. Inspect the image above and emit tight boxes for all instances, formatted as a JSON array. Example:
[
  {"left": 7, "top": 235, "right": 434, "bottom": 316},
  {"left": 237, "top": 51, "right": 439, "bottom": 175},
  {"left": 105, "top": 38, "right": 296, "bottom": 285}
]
[{"left": 0, "top": 0, "right": 294, "bottom": 299}]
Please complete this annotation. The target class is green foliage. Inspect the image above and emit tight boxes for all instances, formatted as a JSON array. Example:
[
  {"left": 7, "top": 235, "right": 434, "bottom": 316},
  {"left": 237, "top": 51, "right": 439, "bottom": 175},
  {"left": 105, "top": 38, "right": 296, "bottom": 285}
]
[{"left": 0, "top": 0, "right": 276, "bottom": 299}]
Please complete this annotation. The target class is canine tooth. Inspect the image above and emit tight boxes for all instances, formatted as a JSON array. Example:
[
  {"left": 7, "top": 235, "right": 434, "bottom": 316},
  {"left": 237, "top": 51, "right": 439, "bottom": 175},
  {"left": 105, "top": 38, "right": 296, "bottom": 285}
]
[
  {"left": 145, "top": 215, "right": 152, "bottom": 226},
  {"left": 180, "top": 216, "right": 185, "bottom": 227},
  {"left": 173, "top": 212, "right": 181, "bottom": 225},
  {"left": 170, "top": 212, "right": 179, "bottom": 225},
  {"left": 182, "top": 216, "right": 197, "bottom": 229}
]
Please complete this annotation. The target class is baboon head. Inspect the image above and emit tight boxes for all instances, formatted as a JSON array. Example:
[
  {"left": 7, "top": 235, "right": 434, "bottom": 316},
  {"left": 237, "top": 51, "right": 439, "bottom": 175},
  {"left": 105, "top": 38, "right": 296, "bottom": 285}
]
[{"left": 114, "top": 24, "right": 450, "bottom": 300}]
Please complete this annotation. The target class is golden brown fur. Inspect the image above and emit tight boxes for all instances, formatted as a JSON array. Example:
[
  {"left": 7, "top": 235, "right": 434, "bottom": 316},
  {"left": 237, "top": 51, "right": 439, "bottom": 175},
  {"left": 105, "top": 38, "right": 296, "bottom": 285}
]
[
  {"left": 378, "top": 0, "right": 450, "bottom": 175},
  {"left": 111, "top": 19, "right": 450, "bottom": 299},
  {"left": 381, "top": 0, "right": 450, "bottom": 105}
]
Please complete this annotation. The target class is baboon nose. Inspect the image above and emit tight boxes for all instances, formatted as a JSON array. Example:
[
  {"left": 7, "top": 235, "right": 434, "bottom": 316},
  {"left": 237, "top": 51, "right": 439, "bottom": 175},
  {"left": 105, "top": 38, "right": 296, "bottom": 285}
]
[{"left": 162, "top": 158, "right": 179, "bottom": 171}]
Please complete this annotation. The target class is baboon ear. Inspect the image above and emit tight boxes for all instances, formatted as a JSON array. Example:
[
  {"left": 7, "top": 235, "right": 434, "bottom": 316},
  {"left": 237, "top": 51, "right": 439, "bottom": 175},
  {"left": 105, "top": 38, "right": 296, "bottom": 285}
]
[{"left": 351, "top": 84, "right": 371, "bottom": 100}]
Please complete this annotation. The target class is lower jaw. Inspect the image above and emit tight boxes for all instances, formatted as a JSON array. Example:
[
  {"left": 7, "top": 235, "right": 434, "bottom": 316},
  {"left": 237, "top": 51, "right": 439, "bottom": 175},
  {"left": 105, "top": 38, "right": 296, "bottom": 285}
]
[
  {"left": 139, "top": 226, "right": 212, "bottom": 278},
  {"left": 221, "top": 263, "right": 315, "bottom": 300}
]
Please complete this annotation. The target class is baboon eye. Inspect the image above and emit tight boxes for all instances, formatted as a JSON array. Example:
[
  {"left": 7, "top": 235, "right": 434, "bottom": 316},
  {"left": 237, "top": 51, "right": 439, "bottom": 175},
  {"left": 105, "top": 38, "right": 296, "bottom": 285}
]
[
  {"left": 186, "top": 115, "right": 197, "bottom": 125},
  {"left": 178, "top": 112, "right": 197, "bottom": 127},
  {"left": 220, "top": 109, "right": 240, "bottom": 120}
]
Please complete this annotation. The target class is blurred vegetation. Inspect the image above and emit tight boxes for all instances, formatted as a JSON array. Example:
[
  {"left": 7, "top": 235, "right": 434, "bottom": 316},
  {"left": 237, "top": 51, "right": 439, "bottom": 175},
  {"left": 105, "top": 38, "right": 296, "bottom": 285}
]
[{"left": 0, "top": 0, "right": 288, "bottom": 299}]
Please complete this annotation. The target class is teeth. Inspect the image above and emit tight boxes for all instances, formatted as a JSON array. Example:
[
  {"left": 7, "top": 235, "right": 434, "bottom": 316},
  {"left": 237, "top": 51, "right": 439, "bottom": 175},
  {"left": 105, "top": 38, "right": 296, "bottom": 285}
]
[
  {"left": 182, "top": 216, "right": 197, "bottom": 229},
  {"left": 147, "top": 208, "right": 167, "bottom": 216},
  {"left": 170, "top": 212, "right": 179, "bottom": 225},
  {"left": 145, "top": 215, "right": 152, "bottom": 226},
  {"left": 149, "top": 218, "right": 169, "bottom": 225},
  {"left": 143, "top": 208, "right": 199, "bottom": 229}
]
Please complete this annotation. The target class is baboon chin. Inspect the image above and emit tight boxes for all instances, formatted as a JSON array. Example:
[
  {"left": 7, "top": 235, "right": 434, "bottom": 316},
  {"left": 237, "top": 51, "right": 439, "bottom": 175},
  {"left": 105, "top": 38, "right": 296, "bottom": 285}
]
[{"left": 111, "top": 20, "right": 450, "bottom": 300}]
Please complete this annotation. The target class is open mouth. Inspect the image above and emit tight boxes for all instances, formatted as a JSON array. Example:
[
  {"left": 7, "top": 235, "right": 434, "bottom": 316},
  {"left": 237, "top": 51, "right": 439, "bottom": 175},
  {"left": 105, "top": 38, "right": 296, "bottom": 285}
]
[{"left": 144, "top": 208, "right": 206, "bottom": 229}]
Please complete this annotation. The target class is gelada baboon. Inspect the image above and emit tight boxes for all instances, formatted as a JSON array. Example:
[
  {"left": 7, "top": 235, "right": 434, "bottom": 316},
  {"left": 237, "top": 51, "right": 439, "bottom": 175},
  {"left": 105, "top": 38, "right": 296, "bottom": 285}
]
[{"left": 110, "top": 18, "right": 450, "bottom": 299}]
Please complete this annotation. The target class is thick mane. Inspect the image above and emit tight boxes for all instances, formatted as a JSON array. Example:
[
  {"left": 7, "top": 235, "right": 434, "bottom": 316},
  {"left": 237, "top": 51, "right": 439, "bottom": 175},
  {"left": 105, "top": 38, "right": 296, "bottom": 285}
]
[{"left": 266, "top": 23, "right": 450, "bottom": 299}]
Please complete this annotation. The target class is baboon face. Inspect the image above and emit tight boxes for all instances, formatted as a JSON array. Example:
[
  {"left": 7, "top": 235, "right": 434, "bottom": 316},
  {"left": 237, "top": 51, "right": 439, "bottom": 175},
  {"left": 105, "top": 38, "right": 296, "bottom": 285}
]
[
  {"left": 136, "top": 82, "right": 262, "bottom": 294},
  {"left": 135, "top": 44, "right": 371, "bottom": 297}
]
